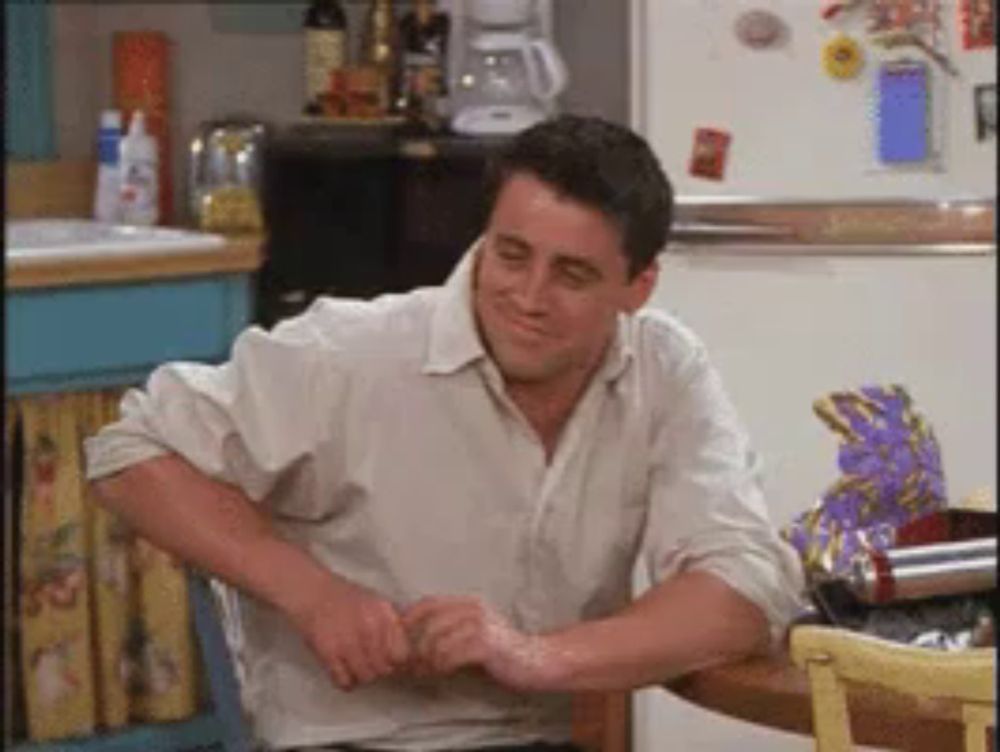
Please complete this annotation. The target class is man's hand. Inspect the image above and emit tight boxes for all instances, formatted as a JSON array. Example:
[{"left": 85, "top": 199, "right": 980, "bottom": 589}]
[
  {"left": 290, "top": 578, "right": 411, "bottom": 692},
  {"left": 402, "top": 596, "right": 555, "bottom": 691}
]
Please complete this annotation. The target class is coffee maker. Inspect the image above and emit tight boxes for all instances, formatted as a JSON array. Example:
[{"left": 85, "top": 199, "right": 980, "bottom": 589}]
[{"left": 442, "top": 0, "right": 568, "bottom": 135}]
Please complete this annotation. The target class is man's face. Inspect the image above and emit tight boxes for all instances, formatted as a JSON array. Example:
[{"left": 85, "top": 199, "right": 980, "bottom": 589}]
[{"left": 473, "top": 172, "right": 658, "bottom": 386}]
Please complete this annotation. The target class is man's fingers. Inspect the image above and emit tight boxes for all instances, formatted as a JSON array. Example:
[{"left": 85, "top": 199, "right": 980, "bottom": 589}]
[
  {"left": 327, "top": 657, "right": 354, "bottom": 690},
  {"left": 414, "top": 607, "right": 478, "bottom": 657},
  {"left": 328, "top": 609, "right": 407, "bottom": 687},
  {"left": 402, "top": 595, "right": 469, "bottom": 630},
  {"left": 344, "top": 644, "right": 382, "bottom": 685},
  {"left": 383, "top": 615, "right": 411, "bottom": 666},
  {"left": 426, "top": 621, "right": 481, "bottom": 673},
  {"left": 401, "top": 598, "right": 441, "bottom": 631},
  {"left": 360, "top": 605, "right": 412, "bottom": 677},
  {"left": 320, "top": 595, "right": 507, "bottom": 683}
]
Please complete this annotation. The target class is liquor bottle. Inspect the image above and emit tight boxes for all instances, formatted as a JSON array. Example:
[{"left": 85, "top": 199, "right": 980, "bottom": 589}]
[
  {"left": 398, "top": 0, "right": 450, "bottom": 131},
  {"left": 362, "top": 0, "right": 399, "bottom": 115},
  {"left": 304, "top": 0, "right": 348, "bottom": 115}
]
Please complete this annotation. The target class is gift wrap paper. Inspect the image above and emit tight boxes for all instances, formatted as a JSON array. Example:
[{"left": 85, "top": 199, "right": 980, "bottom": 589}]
[{"left": 782, "top": 385, "right": 946, "bottom": 578}]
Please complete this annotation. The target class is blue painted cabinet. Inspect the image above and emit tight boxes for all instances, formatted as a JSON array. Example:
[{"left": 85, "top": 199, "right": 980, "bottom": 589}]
[
  {"left": 6, "top": 265, "right": 257, "bottom": 752},
  {"left": 7, "top": 274, "right": 250, "bottom": 396}
]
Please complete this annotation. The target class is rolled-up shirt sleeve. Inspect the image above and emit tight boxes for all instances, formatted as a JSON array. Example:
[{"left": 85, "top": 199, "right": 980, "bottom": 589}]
[
  {"left": 84, "top": 308, "right": 345, "bottom": 505},
  {"left": 640, "top": 344, "right": 807, "bottom": 645}
]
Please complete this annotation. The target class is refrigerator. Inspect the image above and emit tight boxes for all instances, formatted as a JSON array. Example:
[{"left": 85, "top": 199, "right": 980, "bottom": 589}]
[{"left": 629, "top": 1, "right": 996, "bottom": 750}]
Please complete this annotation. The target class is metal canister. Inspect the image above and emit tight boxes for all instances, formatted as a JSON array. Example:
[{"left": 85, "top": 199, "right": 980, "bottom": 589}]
[{"left": 846, "top": 537, "right": 997, "bottom": 604}]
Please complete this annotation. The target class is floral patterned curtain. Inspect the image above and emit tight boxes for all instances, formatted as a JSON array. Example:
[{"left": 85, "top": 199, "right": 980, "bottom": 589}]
[{"left": 9, "top": 391, "right": 199, "bottom": 742}]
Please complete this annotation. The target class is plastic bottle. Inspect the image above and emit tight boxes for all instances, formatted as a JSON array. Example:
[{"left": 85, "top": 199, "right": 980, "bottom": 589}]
[
  {"left": 93, "top": 109, "right": 123, "bottom": 223},
  {"left": 119, "top": 110, "right": 159, "bottom": 225}
]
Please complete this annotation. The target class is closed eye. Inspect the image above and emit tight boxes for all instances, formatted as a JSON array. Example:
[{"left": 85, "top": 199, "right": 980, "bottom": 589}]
[
  {"left": 556, "top": 258, "right": 601, "bottom": 287},
  {"left": 493, "top": 234, "right": 531, "bottom": 263}
]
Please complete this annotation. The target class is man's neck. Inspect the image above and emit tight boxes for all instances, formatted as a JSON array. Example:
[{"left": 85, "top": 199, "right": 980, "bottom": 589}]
[{"left": 504, "top": 355, "right": 606, "bottom": 462}]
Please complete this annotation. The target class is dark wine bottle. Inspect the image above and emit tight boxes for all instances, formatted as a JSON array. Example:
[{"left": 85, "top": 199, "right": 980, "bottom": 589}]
[
  {"left": 398, "top": 0, "right": 450, "bottom": 131},
  {"left": 304, "top": 0, "right": 348, "bottom": 115},
  {"left": 362, "top": 0, "right": 400, "bottom": 116}
]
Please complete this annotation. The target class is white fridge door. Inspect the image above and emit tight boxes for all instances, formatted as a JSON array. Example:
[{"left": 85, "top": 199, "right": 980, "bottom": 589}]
[
  {"left": 647, "top": 252, "right": 996, "bottom": 524},
  {"left": 634, "top": 251, "right": 996, "bottom": 752}
]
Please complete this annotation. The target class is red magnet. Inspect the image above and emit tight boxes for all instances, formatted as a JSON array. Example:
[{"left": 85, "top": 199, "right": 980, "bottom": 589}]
[
  {"left": 820, "top": 0, "right": 863, "bottom": 20},
  {"left": 960, "top": 0, "right": 995, "bottom": 49},
  {"left": 689, "top": 128, "right": 731, "bottom": 181}
]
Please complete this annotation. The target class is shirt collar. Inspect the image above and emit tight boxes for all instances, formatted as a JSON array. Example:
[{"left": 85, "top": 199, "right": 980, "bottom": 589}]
[
  {"left": 600, "top": 314, "right": 636, "bottom": 386},
  {"left": 423, "top": 241, "right": 487, "bottom": 375},
  {"left": 423, "top": 241, "right": 637, "bottom": 386}
]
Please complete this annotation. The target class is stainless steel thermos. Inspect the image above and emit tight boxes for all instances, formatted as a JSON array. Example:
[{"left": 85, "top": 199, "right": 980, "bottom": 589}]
[{"left": 846, "top": 538, "right": 997, "bottom": 604}]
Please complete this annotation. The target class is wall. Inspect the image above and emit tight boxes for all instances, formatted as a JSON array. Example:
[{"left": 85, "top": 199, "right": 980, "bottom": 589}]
[
  {"left": 50, "top": 1, "right": 630, "bottom": 222},
  {"left": 554, "top": 0, "right": 629, "bottom": 121},
  {"left": 52, "top": 3, "right": 303, "bottom": 222}
]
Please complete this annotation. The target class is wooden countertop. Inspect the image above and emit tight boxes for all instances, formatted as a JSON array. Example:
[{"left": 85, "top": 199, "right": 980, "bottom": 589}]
[{"left": 6, "top": 234, "right": 263, "bottom": 290}]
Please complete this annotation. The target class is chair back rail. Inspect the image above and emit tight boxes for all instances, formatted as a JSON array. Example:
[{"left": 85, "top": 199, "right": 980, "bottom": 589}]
[{"left": 791, "top": 625, "right": 996, "bottom": 752}]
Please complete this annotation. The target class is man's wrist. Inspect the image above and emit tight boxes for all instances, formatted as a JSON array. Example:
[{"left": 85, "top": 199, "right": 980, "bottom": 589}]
[{"left": 520, "top": 633, "right": 578, "bottom": 692}]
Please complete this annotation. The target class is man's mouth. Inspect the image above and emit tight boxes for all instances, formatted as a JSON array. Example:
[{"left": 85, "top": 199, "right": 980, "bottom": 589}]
[{"left": 499, "top": 309, "right": 550, "bottom": 342}]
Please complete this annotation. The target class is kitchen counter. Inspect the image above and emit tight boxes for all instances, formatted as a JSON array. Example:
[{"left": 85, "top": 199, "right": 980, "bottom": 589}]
[
  {"left": 6, "top": 223, "right": 263, "bottom": 396},
  {"left": 6, "top": 233, "right": 262, "bottom": 290}
]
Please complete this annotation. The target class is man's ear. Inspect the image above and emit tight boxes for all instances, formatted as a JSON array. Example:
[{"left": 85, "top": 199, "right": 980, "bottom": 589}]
[{"left": 622, "top": 258, "right": 659, "bottom": 313}]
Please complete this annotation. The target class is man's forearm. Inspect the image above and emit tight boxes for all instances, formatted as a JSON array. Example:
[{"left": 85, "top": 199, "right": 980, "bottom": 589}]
[
  {"left": 532, "top": 570, "right": 771, "bottom": 692},
  {"left": 92, "top": 453, "right": 338, "bottom": 624}
]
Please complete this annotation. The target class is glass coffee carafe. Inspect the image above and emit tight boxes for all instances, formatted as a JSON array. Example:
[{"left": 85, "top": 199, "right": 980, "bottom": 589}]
[{"left": 451, "top": 30, "right": 567, "bottom": 135}]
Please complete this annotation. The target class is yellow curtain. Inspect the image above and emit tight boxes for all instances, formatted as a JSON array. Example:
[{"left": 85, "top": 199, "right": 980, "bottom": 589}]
[{"left": 14, "top": 390, "right": 198, "bottom": 742}]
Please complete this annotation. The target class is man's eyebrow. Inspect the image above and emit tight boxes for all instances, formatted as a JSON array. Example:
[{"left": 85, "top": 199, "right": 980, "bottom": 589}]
[{"left": 495, "top": 232, "right": 532, "bottom": 251}]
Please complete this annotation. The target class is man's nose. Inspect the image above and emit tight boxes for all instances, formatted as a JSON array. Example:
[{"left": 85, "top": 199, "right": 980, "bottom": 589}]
[{"left": 512, "top": 263, "right": 552, "bottom": 313}]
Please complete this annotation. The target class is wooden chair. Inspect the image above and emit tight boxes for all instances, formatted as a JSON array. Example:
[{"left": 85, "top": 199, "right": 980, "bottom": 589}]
[
  {"left": 790, "top": 624, "right": 996, "bottom": 752},
  {"left": 187, "top": 572, "right": 256, "bottom": 752}
]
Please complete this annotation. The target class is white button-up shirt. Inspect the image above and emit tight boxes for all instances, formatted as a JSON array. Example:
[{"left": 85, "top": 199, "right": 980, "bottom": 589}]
[{"left": 85, "top": 248, "right": 804, "bottom": 751}]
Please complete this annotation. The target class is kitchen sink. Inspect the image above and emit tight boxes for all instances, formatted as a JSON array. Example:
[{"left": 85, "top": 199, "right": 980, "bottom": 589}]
[{"left": 5, "top": 218, "right": 225, "bottom": 263}]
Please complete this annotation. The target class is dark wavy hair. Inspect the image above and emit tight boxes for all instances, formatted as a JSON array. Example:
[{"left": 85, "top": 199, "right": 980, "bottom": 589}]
[{"left": 483, "top": 114, "right": 674, "bottom": 278}]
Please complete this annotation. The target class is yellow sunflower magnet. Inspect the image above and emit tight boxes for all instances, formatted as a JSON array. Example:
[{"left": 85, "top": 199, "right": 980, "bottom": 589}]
[{"left": 822, "top": 33, "right": 864, "bottom": 79}]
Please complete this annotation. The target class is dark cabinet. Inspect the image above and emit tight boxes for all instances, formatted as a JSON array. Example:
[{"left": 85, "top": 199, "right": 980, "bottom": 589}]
[
  {"left": 257, "top": 124, "right": 505, "bottom": 327},
  {"left": 390, "top": 148, "right": 492, "bottom": 291}
]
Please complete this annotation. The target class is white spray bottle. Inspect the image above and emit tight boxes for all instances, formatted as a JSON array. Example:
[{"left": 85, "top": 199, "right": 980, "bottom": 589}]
[{"left": 119, "top": 110, "right": 159, "bottom": 225}]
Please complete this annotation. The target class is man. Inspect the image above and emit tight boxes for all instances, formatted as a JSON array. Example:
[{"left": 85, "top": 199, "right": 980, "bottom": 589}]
[{"left": 85, "top": 115, "right": 804, "bottom": 751}]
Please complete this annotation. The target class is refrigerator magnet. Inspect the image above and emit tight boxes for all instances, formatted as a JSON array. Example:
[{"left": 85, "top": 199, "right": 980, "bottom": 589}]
[
  {"left": 959, "top": 0, "right": 995, "bottom": 49},
  {"left": 875, "top": 60, "right": 931, "bottom": 164},
  {"left": 822, "top": 33, "right": 864, "bottom": 79},
  {"left": 733, "top": 9, "right": 788, "bottom": 49},
  {"left": 689, "top": 128, "right": 731, "bottom": 180},
  {"left": 975, "top": 84, "right": 996, "bottom": 141}
]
